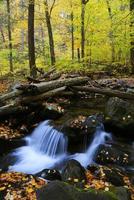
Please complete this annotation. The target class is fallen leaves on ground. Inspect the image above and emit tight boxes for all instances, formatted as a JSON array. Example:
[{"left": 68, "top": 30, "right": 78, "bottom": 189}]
[
  {"left": 0, "top": 123, "right": 24, "bottom": 139},
  {"left": 85, "top": 171, "right": 111, "bottom": 191},
  {"left": 0, "top": 172, "right": 46, "bottom": 200},
  {"left": 70, "top": 115, "right": 86, "bottom": 129},
  {"left": 0, "top": 81, "right": 10, "bottom": 94},
  {"left": 85, "top": 169, "right": 134, "bottom": 200}
]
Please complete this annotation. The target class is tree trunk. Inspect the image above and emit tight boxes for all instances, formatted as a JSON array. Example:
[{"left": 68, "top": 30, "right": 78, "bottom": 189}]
[
  {"left": 130, "top": 0, "right": 134, "bottom": 73},
  {"left": 81, "top": 0, "right": 85, "bottom": 59},
  {"left": 28, "top": 0, "right": 37, "bottom": 78},
  {"left": 45, "top": 0, "right": 56, "bottom": 66},
  {"left": 81, "top": 0, "right": 89, "bottom": 60},
  {"left": 70, "top": 2, "right": 74, "bottom": 60},
  {"left": 106, "top": 0, "right": 115, "bottom": 62},
  {"left": 6, "top": 0, "right": 13, "bottom": 72}
]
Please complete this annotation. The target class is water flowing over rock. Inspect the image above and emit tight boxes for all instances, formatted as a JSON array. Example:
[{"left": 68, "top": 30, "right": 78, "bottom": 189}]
[
  {"left": 4, "top": 120, "right": 112, "bottom": 174},
  {"left": 25, "top": 120, "right": 67, "bottom": 157},
  {"left": 8, "top": 121, "right": 68, "bottom": 174},
  {"left": 72, "top": 126, "right": 112, "bottom": 167}
]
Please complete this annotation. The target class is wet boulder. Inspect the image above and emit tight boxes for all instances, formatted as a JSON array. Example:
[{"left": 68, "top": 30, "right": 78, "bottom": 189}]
[
  {"left": 82, "top": 113, "right": 104, "bottom": 134},
  {"left": 62, "top": 159, "right": 87, "bottom": 187},
  {"left": 96, "top": 144, "right": 134, "bottom": 167},
  {"left": 35, "top": 169, "right": 62, "bottom": 181},
  {"left": 87, "top": 164, "right": 126, "bottom": 186},
  {"left": 105, "top": 97, "right": 134, "bottom": 137}
]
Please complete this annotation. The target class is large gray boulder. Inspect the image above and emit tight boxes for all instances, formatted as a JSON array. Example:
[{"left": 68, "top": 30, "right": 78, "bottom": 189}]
[{"left": 105, "top": 97, "right": 134, "bottom": 136}]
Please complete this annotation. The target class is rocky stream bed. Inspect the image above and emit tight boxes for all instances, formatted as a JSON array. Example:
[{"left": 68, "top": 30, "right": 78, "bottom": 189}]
[{"left": 0, "top": 77, "right": 134, "bottom": 200}]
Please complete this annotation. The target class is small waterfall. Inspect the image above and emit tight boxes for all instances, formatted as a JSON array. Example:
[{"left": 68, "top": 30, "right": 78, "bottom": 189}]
[
  {"left": 26, "top": 120, "right": 67, "bottom": 157},
  {"left": 8, "top": 120, "right": 112, "bottom": 174},
  {"left": 72, "top": 125, "right": 112, "bottom": 167},
  {"left": 9, "top": 121, "right": 67, "bottom": 174}
]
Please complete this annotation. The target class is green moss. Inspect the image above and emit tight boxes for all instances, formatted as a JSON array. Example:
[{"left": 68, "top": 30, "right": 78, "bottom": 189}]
[{"left": 63, "top": 182, "right": 119, "bottom": 200}]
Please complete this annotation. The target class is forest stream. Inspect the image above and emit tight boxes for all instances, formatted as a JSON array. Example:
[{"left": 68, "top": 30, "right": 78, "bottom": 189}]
[{"left": 0, "top": 85, "right": 133, "bottom": 200}]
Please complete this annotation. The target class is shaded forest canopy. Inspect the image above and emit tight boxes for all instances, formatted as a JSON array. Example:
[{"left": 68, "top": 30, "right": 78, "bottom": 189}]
[{"left": 0, "top": 0, "right": 134, "bottom": 75}]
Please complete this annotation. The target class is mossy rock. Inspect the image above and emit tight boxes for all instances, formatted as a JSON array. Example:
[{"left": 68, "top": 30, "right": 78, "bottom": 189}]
[{"left": 36, "top": 181, "right": 130, "bottom": 200}]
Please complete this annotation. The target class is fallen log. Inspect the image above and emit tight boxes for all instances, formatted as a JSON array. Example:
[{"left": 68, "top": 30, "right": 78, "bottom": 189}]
[
  {"left": 0, "top": 104, "right": 26, "bottom": 117},
  {"left": 33, "top": 77, "right": 89, "bottom": 93},
  {"left": 18, "top": 87, "right": 74, "bottom": 104},
  {"left": 47, "top": 72, "right": 62, "bottom": 81},
  {"left": 0, "top": 77, "right": 89, "bottom": 104},
  {"left": 0, "top": 90, "right": 22, "bottom": 103},
  {"left": 72, "top": 86, "right": 134, "bottom": 100}
]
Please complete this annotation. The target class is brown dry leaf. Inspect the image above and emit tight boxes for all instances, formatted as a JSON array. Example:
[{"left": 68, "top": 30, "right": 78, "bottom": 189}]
[{"left": 0, "top": 172, "right": 46, "bottom": 200}]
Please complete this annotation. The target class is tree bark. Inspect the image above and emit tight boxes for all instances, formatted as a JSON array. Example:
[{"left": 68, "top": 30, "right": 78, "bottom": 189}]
[
  {"left": 45, "top": 0, "right": 56, "bottom": 66},
  {"left": 6, "top": 0, "right": 13, "bottom": 72},
  {"left": 130, "top": 0, "right": 134, "bottom": 73},
  {"left": 28, "top": 0, "right": 37, "bottom": 78}
]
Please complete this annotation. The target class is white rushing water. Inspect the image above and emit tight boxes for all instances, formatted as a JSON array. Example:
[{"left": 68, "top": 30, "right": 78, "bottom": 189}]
[
  {"left": 9, "top": 121, "right": 68, "bottom": 174},
  {"left": 72, "top": 126, "right": 112, "bottom": 167},
  {"left": 9, "top": 120, "right": 112, "bottom": 174}
]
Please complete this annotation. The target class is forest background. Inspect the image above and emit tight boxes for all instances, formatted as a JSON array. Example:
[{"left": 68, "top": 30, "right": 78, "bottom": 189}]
[{"left": 0, "top": 0, "right": 134, "bottom": 76}]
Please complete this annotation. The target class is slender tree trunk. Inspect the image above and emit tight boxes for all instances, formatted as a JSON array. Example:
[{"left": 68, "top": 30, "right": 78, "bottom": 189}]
[
  {"left": 106, "top": 0, "right": 115, "bottom": 62},
  {"left": 81, "top": 1, "right": 85, "bottom": 59},
  {"left": 44, "top": 0, "right": 56, "bottom": 66},
  {"left": 71, "top": 10, "right": 74, "bottom": 60},
  {"left": 77, "top": 48, "right": 81, "bottom": 62},
  {"left": 130, "top": 0, "right": 134, "bottom": 73},
  {"left": 81, "top": 0, "right": 89, "bottom": 60},
  {"left": 6, "top": 0, "right": 13, "bottom": 72},
  {"left": 28, "top": 0, "right": 37, "bottom": 78}
]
